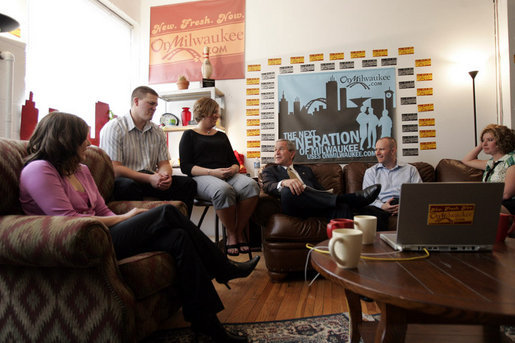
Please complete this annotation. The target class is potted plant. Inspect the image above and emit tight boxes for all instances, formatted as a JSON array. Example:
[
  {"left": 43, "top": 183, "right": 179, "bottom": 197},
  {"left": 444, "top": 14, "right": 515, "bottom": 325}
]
[{"left": 176, "top": 75, "right": 190, "bottom": 90}]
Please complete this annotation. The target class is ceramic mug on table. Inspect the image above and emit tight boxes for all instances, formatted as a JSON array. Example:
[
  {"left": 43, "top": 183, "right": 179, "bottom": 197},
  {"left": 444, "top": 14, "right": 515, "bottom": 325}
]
[
  {"left": 328, "top": 228, "right": 363, "bottom": 269},
  {"left": 326, "top": 218, "right": 354, "bottom": 238},
  {"left": 353, "top": 215, "right": 377, "bottom": 244}
]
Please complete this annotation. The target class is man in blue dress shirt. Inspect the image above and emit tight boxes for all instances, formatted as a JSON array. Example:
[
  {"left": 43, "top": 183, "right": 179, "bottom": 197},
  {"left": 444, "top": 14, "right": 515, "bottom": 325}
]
[{"left": 361, "top": 137, "right": 422, "bottom": 230}]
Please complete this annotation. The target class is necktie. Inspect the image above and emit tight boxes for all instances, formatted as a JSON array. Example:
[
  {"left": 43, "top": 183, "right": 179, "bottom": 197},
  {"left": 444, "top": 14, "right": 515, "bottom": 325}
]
[{"left": 287, "top": 166, "right": 299, "bottom": 180}]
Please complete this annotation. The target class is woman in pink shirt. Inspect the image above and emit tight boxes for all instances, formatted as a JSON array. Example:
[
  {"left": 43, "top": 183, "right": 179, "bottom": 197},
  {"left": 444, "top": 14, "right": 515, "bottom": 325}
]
[{"left": 19, "top": 112, "right": 257, "bottom": 343}]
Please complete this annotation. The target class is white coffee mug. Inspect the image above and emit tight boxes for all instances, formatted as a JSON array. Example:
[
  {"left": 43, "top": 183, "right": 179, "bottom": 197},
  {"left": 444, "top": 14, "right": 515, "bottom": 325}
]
[
  {"left": 328, "top": 228, "right": 363, "bottom": 269},
  {"left": 353, "top": 215, "right": 377, "bottom": 245}
]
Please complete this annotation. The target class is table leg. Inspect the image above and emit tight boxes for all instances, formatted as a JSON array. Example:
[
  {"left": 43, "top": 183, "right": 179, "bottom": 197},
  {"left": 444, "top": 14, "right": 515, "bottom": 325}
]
[
  {"left": 344, "top": 289, "right": 363, "bottom": 343},
  {"left": 376, "top": 302, "right": 407, "bottom": 343},
  {"left": 483, "top": 324, "right": 500, "bottom": 342}
]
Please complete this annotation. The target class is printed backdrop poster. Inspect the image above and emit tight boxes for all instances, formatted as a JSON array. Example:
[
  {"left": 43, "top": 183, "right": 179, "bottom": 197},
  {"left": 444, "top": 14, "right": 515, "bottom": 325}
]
[
  {"left": 149, "top": 0, "right": 245, "bottom": 84},
  {"left": 278, "top": 68, "right": 396, "bottom": 163}
]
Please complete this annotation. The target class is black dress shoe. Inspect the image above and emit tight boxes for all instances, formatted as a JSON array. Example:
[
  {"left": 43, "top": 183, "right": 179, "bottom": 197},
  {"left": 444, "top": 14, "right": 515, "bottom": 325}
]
[
  {"left": 353, "top": 184, "right": 381, "bottom": 208},
  {"left": 216, "top": 256, "right": 260, "bottom": 288},
  {"left": 192, "top": 313, "right": 248, "bottom": 343}
]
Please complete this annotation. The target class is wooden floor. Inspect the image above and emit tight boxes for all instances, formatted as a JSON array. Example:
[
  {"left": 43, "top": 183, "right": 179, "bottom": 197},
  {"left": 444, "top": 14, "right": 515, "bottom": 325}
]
[{"left": 163, "top": 252, "right": 513, "bottom": 343}]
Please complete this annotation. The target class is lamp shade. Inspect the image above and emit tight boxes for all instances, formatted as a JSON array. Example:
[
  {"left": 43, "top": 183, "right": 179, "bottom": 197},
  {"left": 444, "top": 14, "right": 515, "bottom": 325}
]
[
  {"left": 0, "top": 2, "right": 21, "bottom": 33},
  {"left": 0, "top": 13, "right": 19, "bottom": 32}
]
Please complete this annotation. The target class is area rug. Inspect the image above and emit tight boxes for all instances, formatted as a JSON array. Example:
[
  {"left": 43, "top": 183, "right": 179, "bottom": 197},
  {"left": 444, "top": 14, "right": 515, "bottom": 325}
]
[
  {"left": 143, "top": 313, "right": 515, "bottom": 343},
  {"left": 141, "top": 313, "right": 377, "bottom": 343}
]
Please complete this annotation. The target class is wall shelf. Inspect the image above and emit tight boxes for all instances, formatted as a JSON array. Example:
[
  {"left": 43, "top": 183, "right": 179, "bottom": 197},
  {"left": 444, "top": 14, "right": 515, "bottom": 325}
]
[{"left": 159, "top": 87, "right": 224, "bottom": 102}]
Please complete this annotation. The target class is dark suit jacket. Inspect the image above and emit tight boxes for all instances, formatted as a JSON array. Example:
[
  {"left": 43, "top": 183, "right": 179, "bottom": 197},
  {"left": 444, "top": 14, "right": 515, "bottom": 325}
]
[{"left": 261, "top": 164, "right": 325, "bottom": 197}]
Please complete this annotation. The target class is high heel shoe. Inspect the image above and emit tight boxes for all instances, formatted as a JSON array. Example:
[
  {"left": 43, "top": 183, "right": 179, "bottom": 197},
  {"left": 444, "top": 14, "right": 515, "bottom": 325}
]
[
  {"left": 216, "top": 256, "right": 260, "bottom": 289},
  {"left": 192, "top": 313, "right": 248, "bottom": 342}
]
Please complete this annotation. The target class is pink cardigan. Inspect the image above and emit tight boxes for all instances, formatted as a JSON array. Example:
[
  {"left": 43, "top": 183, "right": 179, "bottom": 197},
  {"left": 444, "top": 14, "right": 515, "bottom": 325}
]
[{"left": 19, "top": 160, "right": 114, "bottom": 217}]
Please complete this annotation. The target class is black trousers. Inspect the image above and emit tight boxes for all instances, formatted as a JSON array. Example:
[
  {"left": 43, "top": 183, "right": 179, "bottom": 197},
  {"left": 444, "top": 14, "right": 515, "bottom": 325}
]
[
  {"left": 109, "top": 205, "right": 226, "bottom": 322},
  {"left": 503, "top": 198, "right": 515, "bottom": 214},
  {"left": 113, "top": 174, "right": 197, "bottom": 217},
  {"left": 280, "top": 187, "right": 352, "bottom": 220}
]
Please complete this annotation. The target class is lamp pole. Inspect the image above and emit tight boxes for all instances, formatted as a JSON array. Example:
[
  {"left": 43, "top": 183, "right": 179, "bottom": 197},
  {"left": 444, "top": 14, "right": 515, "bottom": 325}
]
[{"left": 469, "top": 70, "right": 479, "bottom": 146}]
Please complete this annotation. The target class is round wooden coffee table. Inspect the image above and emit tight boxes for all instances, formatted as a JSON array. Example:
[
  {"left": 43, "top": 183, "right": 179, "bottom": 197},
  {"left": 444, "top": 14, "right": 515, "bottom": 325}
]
[{"left": 310, "top": 233, "right": 515, "bottom": 343}]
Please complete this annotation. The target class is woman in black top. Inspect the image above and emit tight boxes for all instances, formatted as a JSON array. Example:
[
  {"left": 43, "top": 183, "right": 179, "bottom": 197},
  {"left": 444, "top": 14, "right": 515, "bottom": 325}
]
[{"left": 179, "top": 97, "right": 260, "bottom": 256}]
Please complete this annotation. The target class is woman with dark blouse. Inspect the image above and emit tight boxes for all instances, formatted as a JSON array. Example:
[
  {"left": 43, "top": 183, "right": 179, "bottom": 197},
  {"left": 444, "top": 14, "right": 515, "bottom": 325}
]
[
  {"left": 19, "top": 112, "right": 257, "bottom": 343},
  {"left": 179, "top": 97, "right": 260, "bottom": 256}
]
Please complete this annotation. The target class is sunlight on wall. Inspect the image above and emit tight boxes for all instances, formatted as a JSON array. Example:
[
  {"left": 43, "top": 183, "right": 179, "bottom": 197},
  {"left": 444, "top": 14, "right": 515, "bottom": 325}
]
[
  {"left": 26, "top": 0, "right": 132, "bottom": 135},
  {"left": 443, "top": 49, "right": 492, "bottom": 87}
]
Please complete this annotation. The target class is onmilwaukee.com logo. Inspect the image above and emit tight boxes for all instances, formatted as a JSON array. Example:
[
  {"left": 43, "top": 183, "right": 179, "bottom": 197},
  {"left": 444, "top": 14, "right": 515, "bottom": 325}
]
[
  {"left": 151, "top": 29, "right": 243, "bottom": 61},
  {"left": 339, "top": 74, "right": 391, "bottom": 89}
]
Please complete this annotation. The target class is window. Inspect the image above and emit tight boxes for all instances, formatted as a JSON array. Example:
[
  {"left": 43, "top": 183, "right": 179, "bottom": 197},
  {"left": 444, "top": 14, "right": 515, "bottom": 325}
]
[{"left": 26, "top": 0, "right": 133, "bottom": 137}]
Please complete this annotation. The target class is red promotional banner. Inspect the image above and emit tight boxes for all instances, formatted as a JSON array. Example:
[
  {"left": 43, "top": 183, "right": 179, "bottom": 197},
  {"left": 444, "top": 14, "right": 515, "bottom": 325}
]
[{"left": 149, "top": 0, "right": 245, "bottom": 84}]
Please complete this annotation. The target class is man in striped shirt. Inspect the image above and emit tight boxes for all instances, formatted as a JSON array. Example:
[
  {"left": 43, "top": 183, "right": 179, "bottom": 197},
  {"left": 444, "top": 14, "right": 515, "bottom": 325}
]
[{"left": 100, "top": 86, "right": 196, "bottom": 216}]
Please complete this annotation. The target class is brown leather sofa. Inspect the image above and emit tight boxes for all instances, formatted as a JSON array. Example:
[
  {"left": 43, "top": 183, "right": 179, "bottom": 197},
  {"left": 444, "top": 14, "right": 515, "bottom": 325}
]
[{"left": 253, "top": 159, "right": 483, "bottom": 281}]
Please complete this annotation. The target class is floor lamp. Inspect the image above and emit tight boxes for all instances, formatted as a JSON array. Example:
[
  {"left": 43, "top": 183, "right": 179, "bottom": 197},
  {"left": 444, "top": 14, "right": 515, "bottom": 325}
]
[{"left": 469, "top": 70, "right": 479, "bottom": 146}]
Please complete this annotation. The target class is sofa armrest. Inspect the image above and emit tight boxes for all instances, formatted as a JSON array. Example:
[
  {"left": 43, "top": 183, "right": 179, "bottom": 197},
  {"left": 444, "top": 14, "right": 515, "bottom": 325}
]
[
  {"left": 263, "top": 213, "right": 328, "bottom": 242},
  {"left": 0, "top": 215, "right": 111, "bottom": 267},
  {"left": 435, "top": 159, "right": 483, "bottom": 182},
  {"left": 108, "top": 200, "right": 188, "bottom": 217},
  {"left": 251, "top": 191, "right": 282, "bottom": 228}
]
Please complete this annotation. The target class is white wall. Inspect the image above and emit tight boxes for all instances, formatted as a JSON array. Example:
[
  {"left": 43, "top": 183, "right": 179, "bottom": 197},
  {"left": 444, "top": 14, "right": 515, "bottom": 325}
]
[
  {"left": 0, "top": 36, "right": 26, "bottom": 139},
  {"left": 5, "top": 0, "right": 508, "bottom": 161},
  {"left": 499, "top": 0, "right": 515, "bottom": 127},
  {"left": 137, "top": 0, "right": 501, "bottom": 168}
]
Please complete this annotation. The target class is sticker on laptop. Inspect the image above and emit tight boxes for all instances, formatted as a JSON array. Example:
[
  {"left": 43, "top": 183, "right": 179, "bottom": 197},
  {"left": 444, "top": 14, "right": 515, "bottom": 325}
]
[{"left": 427, "top": 204, "right": 475, "bottom": 225}]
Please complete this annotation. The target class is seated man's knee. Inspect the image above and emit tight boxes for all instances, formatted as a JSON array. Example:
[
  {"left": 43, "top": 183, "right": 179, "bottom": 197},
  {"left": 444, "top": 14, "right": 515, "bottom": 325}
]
[
  {"left": 280, "top": 187, "right": 296, "bottom": 201},
  {"left": 114, "top": 177, "right": 143, "bottom": 200}
]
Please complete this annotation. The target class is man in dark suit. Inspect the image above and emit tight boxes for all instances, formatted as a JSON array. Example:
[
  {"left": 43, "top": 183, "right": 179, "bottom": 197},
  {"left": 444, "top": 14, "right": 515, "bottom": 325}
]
[{"left": 261, "top": 139, "right": 381, "bottom": 220}]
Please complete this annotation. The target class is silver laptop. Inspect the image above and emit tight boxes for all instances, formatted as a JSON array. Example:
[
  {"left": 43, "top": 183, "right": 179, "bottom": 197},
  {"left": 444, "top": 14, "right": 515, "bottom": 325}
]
[{"left": 380, "top": 182, "right": 504, "bottom": 251}]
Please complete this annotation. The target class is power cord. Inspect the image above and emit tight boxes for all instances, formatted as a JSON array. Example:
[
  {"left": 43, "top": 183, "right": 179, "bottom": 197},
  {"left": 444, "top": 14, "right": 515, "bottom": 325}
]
[
  {"left": 305, "top": 243, "right": 430, "bottom": 261},
  {"left": 305, "top": 246, "right": 322, "bottom": 286}
]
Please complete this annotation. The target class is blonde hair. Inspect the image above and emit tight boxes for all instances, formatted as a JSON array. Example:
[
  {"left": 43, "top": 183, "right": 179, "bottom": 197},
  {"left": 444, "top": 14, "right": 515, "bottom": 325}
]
[{"left": 193, "top": 97, "right": 219, "bottom": 122}]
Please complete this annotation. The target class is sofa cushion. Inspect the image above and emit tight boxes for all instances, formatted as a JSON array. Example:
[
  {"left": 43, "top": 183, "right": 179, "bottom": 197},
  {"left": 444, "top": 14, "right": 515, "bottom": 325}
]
[
  {"left": 83, "top": 145, "right": 115, "bottom": 203},
  {"left": 308, "top": 163, "right": 345, "bottom": 194},
  {"left": 411, "top": 162, "right": 436, "bottom": 182},
  {"left": 118, "top": 251, "right": 177, "bottom": 300},
  {"left": 435, "top": 159, "right": 483, "bottom": 182},
  {"left": 0, "top": 139, "right": 27, "bottom": 215},
  {"left": 343, "top": 162, "right": 376, "bottom": 193}
]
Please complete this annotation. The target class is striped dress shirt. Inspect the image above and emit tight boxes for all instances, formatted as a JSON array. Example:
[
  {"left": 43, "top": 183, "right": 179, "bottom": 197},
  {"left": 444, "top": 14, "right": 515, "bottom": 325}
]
[{"left": 99, "top": 113, "right": 170, "bottom": 172}]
